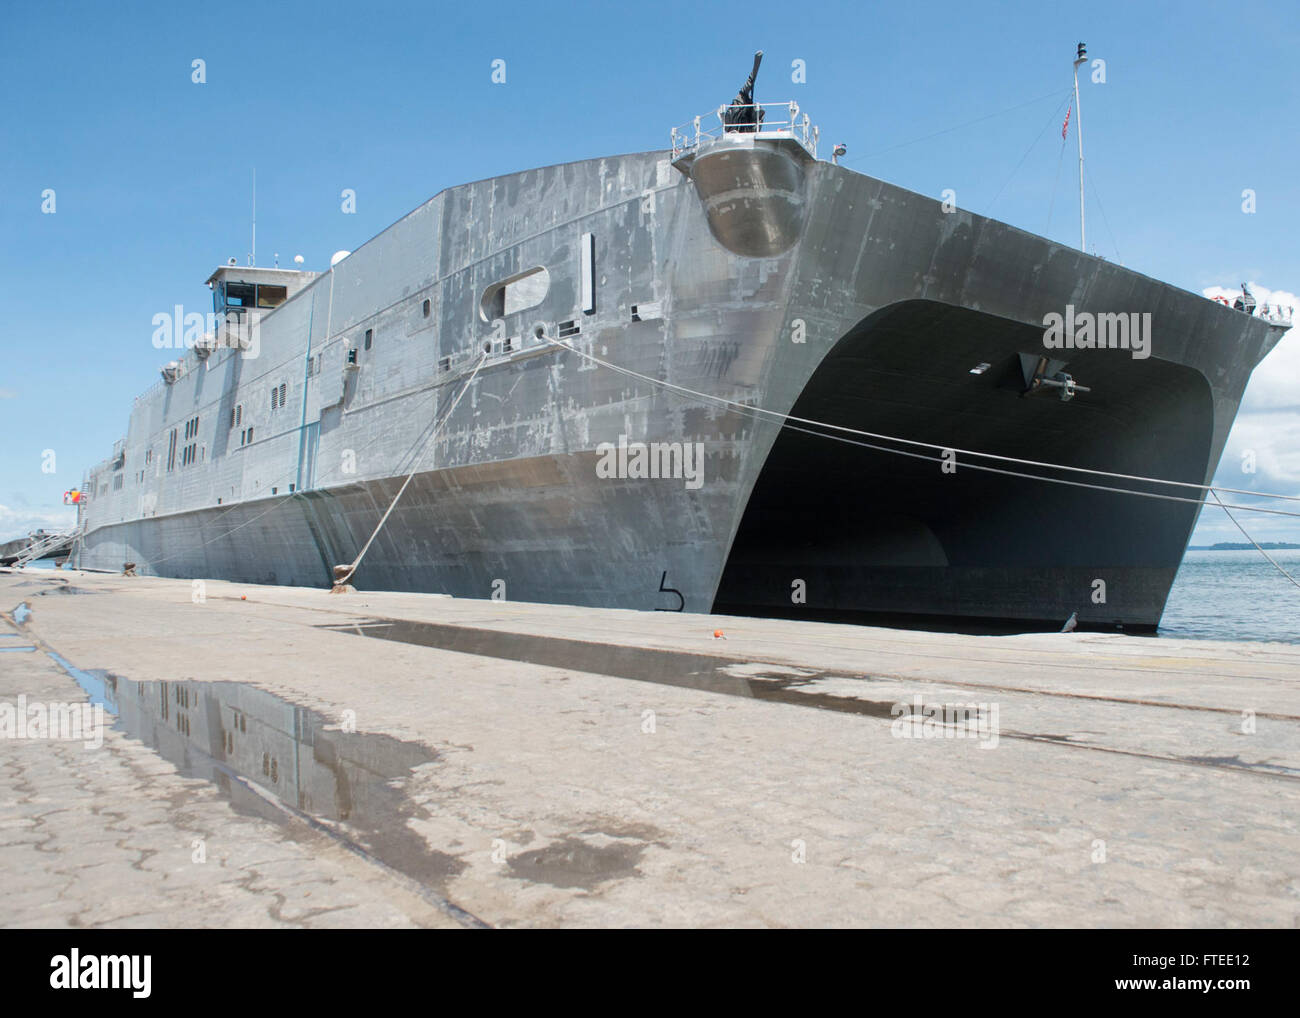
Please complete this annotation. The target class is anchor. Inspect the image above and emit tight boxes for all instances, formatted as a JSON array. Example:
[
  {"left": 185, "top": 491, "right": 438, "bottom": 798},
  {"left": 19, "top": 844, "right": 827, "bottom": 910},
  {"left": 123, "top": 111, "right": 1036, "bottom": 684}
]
[{"left": 1020, "top": 353, "right": 1091, "bottom": 403}]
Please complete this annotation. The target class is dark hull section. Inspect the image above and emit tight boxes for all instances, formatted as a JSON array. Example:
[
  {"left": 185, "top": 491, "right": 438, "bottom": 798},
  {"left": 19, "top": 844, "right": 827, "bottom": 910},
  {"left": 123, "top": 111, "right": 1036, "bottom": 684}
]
[
  {"left": 79, "top": 451, "right": 732, "bottom": 614},
  {"left": 715, "top": 301, "right": 1213, "bottom": 629}
]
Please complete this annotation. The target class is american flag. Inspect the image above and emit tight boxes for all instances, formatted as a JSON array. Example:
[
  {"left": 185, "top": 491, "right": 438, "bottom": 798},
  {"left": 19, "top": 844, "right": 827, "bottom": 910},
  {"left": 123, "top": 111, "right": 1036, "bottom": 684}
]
[{"left": 1062, "top": 103, "right": 1071, "bottom": 140}]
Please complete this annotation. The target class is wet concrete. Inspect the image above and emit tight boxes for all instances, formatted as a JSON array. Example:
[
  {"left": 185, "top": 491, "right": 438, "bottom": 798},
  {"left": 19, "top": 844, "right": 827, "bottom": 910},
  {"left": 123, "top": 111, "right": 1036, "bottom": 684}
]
[
  {"left": 506, "top": 836, "right": 645, "bottom": 890},
  {"left": 321, "top": 615, "right": 1299, "bottom": 780},
  {"left": 322, "top": 617, "right": 915, "bottom": 717},
  {"left": 7, "top": 579, "right": 93, "bottom": 596},
  {"left": 322, "top": 618, "right": 1009, "bottom": 730},
  {"left": 43, "top": 651, "right": 468, "bottom": 895}
]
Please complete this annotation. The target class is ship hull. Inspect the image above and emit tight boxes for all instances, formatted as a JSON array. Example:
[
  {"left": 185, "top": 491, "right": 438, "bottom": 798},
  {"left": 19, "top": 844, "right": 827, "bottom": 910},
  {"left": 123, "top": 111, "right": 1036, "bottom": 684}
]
[
  {"left": 77, "top": 138, "right": 1284, "bottom": 630},
  {"left": 80, "top": 451, "right": 731, "bottom": 612}
]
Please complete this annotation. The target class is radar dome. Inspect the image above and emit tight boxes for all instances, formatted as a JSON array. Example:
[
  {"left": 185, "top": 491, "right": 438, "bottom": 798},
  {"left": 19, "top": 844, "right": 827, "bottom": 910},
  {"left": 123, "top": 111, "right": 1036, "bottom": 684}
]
[{"left": 330, "top": 250, "right": 351, "bottom": 267}]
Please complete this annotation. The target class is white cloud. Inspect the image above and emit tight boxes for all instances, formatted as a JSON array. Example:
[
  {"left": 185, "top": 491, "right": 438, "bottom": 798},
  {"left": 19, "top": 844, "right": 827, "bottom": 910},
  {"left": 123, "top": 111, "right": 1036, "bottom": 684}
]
[
  {"left": 0, "top": 504, "right": 77, "bottom": 544},
  {"left": 1218, "top": 411, "right": 1300, "bottom": 488},
  {"left": 1193, "top": 281, "right": 1300, "bottom": 543}
]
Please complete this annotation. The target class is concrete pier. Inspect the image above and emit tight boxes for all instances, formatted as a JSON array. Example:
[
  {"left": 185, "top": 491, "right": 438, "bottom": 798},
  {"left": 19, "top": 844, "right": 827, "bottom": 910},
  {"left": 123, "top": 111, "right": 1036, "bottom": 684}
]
[{"left": 1, "top": 568, "right": 1297, "bottom": 928}]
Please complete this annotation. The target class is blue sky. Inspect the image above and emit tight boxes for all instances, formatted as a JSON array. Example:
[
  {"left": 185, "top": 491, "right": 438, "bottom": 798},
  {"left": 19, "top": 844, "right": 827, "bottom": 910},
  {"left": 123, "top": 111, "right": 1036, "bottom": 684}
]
[{"left": 1, "top": 0, "right": 1297, "bottom": 543}]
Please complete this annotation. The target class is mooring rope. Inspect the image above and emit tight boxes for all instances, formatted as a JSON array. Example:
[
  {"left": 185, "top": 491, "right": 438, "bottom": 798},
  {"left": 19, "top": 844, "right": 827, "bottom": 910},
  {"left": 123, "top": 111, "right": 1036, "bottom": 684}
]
[
  {"left": 544, "top": 335, "right": 1300, "bottom": 518},
  {"left": 1208, "top": 489, "right": 1300, "bottom": 590},
  {"left": 96, "top": 356, "right": 488, "bottom": 576},
  {"left": 333, "top": 352, "right": 488, "bottom": 588}
]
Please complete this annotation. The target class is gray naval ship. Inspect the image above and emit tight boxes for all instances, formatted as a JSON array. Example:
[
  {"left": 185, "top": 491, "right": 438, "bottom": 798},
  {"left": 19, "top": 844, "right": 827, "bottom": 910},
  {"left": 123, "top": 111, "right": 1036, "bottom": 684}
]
[{"left": 76, "top": 55, "right": 1290, "bottom": 630}]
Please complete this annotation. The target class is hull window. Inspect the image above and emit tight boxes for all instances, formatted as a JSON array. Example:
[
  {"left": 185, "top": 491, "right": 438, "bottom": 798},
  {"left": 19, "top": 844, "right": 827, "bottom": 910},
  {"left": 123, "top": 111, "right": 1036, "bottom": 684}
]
[{"left": 480, "top": 267, "right": 550, "bottom": 322}]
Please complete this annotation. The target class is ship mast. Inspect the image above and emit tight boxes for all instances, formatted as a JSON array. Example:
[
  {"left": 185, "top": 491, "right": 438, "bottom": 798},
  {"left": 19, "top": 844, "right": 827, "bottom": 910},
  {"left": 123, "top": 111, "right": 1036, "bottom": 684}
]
[{"left": 1072, "top": 42, "right": 1087, "bottom": 252}]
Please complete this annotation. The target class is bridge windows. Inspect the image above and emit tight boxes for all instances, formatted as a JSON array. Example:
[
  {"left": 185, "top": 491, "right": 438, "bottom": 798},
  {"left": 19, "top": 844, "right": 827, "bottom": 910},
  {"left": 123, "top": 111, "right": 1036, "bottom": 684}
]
[
  {"left": 256, "top": 284, "right": 287, "bottom": 308},
  {"left": 223, "top": 282, "right": 256, "bottom": 308},
  {"left": 216, "top": 280, "right": 287, "bottom": 312}
]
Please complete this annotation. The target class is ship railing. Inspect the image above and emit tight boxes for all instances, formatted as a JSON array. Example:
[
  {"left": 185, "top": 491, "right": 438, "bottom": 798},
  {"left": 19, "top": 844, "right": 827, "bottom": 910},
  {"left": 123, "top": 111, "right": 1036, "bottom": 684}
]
[
  {"left": 1212, "top": 295, "right": 1295, "bottom": 327},
  {"left": 1257, "top": 303, "right": 1294, "bottom": 327},
  {"left": 134, "top": 377, "right": 167, "bottom": 405},
  {"left": 671, "top": 101, "right": 819, "bottom": 160},
  {"left": 13, "top": 527, "right": 77, "bottom": 568}
]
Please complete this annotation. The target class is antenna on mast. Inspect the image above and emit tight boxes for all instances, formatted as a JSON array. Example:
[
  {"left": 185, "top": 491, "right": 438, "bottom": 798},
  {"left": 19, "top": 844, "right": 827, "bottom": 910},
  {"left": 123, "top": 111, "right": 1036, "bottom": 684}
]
[
  {"left": 250, "top": 168, "right": 257, "bottom": 267},
  {"left": 1072, "top": 42, "right": 1087, "bottom": 252}
]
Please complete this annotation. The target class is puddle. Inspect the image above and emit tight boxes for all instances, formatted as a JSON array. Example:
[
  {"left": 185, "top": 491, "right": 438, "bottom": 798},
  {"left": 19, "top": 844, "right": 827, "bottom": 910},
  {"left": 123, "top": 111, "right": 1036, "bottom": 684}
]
[
  {"left": 506, "top": 835, "right": 644, "bottom": 890},
  {"left": 44, "top": 651, "right": 466, "bottom": 891},
  {"left": 5, "top": 580, "right": 93, "bottom": 597},
  {"left": 320, "top": 618, "right": 908, "bottom": 718},
  {"left": 12, "top": 602, "right": 32, "bottom": 625},
  {"left": 0, "top": 646, "right": 37, "bottom": 653}
]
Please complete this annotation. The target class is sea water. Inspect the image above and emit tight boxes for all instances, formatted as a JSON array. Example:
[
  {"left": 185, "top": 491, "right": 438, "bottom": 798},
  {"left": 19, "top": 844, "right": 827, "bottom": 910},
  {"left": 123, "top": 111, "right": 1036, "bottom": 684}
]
[{"left": 1160, "top": 549, "right": 1299, "bottom": 643}]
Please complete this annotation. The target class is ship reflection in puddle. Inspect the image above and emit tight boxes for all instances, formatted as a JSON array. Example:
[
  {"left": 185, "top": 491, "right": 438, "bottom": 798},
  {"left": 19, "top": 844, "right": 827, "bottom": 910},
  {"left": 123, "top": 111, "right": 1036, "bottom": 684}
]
[
  {"left": 46, "top": 651, "right": 463, "bottom": 888},
  {"left": 320, "top": 618, "right": 905, "bottom": 719}
]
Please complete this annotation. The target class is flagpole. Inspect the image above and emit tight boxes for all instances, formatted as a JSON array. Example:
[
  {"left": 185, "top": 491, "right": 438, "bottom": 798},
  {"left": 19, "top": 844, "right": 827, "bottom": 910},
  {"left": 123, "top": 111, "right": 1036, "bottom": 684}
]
[{"left": 1072, "top": 42, "right": 1087, "bottom": 252}]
